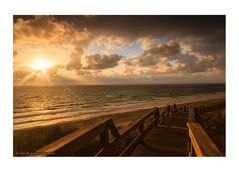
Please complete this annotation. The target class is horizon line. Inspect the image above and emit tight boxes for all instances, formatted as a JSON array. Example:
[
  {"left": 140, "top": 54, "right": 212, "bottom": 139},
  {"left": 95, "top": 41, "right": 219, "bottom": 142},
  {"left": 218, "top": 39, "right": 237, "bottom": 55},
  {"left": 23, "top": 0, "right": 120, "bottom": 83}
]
[{"left": 14, "top": 82, "right": 226, "bottom": 87}]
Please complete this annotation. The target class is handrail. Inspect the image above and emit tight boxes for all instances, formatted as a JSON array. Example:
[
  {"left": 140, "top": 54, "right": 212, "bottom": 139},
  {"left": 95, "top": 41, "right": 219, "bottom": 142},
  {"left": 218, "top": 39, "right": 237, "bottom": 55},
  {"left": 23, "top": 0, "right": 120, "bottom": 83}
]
[
  {"left": 30, "top": 106, "right": 164, "bottom": 157},
  {"left": 188, "top": 106, "right": 196, "bottom": 122},
  {"left": 95, "top": 107, "right": 160, "bottom": 156},
  {"left": 186, "top": 105, "right": 223, "bottom": 156},
  {"left": 29, "top": 101, "right": 224, "bottom": 157},
  {"left": 187, "top": 123, "right": 222, "bottom": 156},
  {"left": 157, "top": 105, "right": 170, "bottom": 124},
  {"left": 30, "top": 118, "right": 120, "bottom": 157},
  {"left": 196, "top": 101, "right": 225, "bottom": 114}
]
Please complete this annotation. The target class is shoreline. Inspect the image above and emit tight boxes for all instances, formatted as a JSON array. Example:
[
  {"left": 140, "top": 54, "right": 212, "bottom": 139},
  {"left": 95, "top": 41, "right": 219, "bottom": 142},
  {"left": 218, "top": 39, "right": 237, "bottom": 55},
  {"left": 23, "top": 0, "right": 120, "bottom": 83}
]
[{"left": 14, "top": 92, "right": 225, "bottom": 131}]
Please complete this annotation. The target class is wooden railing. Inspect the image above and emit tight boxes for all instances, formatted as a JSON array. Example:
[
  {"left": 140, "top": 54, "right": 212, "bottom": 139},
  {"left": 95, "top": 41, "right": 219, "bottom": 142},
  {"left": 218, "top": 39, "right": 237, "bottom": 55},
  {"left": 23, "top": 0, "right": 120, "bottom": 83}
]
[
  {"left": 196, "top": 101, "right": 225, "bottom": 114},
  {"left": 30, "top": 105, "right": 173, "bottom": 157},
  {"left": 187, "top": 104, "right": 223, "bottom": 156},
  {"left": 177, "top": 104, "right": 189, "bottom": 113},
  {"left": 30, "top": 101, "right": 224, "bottom": 157},
  {"left": 30, "top": 118, "right": 120, "bottom": 157},
  {"left": 96, "top": 105, "right": 171, "bottom": 156}
]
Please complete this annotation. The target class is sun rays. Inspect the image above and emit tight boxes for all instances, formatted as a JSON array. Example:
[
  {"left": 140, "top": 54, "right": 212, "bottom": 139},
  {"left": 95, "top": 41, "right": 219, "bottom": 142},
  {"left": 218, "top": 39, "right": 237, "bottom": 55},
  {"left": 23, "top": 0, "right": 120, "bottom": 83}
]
[{"left": 17, "top": 59, "right": 54, "bottom": 86}]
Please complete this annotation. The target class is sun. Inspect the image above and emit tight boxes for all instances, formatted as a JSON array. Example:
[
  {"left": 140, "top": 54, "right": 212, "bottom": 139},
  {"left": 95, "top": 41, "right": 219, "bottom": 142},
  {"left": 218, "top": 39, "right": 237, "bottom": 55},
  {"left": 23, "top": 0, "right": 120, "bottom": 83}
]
[{"left": 31, "top": 59, "right": 52, "bottom": 70}]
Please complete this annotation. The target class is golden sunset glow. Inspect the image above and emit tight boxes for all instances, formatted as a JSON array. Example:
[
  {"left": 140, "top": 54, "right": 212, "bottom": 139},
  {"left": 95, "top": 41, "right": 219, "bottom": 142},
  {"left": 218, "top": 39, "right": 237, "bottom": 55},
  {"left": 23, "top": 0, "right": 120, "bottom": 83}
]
[
  {"left": 31, "top": 59, "right": 52, "bottom": 70},
  {"left": 13, "top": 16, "right": 225, "bottom": 86}
]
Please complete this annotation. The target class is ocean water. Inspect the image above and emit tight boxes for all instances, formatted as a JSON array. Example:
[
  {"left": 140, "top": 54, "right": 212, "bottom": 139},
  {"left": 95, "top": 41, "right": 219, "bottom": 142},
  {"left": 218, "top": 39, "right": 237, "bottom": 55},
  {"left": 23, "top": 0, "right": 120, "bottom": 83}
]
[{"left": 14, "top": 84, "right": 225, "bottom": 130}]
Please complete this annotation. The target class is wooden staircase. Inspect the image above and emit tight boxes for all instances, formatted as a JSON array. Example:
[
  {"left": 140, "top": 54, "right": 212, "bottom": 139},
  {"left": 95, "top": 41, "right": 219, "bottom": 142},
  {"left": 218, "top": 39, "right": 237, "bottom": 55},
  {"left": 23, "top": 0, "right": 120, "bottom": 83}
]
[
  {"left": 29, "top": 101, "right": 225, "bottom": 157},
  {"left": 130, "top": 111, "right": 188, "bottom": 156}
]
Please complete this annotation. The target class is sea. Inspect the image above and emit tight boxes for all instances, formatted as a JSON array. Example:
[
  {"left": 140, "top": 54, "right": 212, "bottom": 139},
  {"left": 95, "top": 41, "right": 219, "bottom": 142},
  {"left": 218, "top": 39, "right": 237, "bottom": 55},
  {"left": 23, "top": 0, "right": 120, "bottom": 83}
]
[{"left": 14, "top": 84, "right": 225, "bottom": 130}]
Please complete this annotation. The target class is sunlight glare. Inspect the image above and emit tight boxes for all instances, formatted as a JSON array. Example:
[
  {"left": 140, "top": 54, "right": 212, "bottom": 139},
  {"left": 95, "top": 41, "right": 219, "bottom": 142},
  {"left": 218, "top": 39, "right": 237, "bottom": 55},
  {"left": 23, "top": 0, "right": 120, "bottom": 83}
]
[{"left": 32, "top": 59, "right": 52, "bottom": 70}]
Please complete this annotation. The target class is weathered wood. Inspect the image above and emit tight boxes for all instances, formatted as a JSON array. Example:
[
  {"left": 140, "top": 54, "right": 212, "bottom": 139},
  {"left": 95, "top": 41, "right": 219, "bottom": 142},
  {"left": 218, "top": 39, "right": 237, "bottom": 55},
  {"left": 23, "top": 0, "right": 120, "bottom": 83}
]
[
  {"left": 96, "top": 107, "right": 159, "bottom": 156},
  {"left": 120, "top": 114, "right": 160, "bottom": 156},
  {"left": 139, "top": 122, "right": 144, "bottom": 132},
  {"left": 105, "top": 119, "right": 120, "bottom": 138},
  {"left": 187, "top": 123, "right": 222, "bottom": 156},
  {"left": 31, "top": 118, "right": 112, "bottom": 157},
  {"left": 171, "top": 104, "right": 177, "bottom": 116},
  {"left": 160, "top": 105, "right": 170, "bottom": 116},
  {"left": 30, "top": 101, "right": 225, "bottom": 157},
  {"left": 196, "top": 101, "right": 225, "bottom": 114},
  {"left": 158, "top": 105, "right": 170, "bottom": 124},
  {"left": 188, "top": 107, "right": 196, "bottom": 123},
  {"left": 100, "top": 128, "right": 109, "bottom": 147}
]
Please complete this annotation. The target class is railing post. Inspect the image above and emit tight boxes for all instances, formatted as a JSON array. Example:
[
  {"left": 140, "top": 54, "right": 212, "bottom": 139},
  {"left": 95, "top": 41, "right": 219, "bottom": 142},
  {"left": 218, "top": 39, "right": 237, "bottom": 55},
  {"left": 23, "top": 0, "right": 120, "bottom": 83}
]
[
  {"left": 154, "top": 107, "right": 159, "bottom": 119},
  {"left": 171, "top": 104, "right": 177, "bottom": 117},
  {"left": 195, "top": 108, "right": 200, "bottom": 122},
  {"left": 187, "top": 134, "right": 195, "bottom": 156},
  {"left": 139, "top": 122, "right": 144, "bottom": 133},
  {"left": 187, "top": 135, "right": 191, "bottom": 156},
  {"left": 139, "top": 122, "right": 145, "bottom": 144},
  {"left": 100, "top": 127, "right": 109, "bottom": 148},
  {"left": 189, "top": 106, "right": 196, "bottom": 123},
  {"left": 105, "top": 119, "right": 120, "bottom": 138}
]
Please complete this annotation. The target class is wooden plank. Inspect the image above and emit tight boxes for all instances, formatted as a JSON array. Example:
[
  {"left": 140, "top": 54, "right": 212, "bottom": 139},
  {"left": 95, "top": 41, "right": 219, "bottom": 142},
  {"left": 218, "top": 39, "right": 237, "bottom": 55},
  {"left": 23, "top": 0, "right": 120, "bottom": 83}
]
[
  {"left": 159, "top": 105, "right": 170, "bottom": 124},
  {"left": 31, "top": 118, "right": 112, "bottom": 157},
  {"left": 187, "top": 123, "right": 222, "bottom": 156},
  {"left": 160, "top": 105, "right": 170, "bottom": 117},
  {"left": 96, "top": 108, "right": 158, "bottom": 156},
  {"left": 100, "top": 128, "right": 109, "bottom": 148},
  {"left": 105, "top": 119, "right": 120, "bottom": 138},
  {"left": 120, "top": 117, "right": 157, "bottom": 156},
  {"left": 188, "top": 107, "right": 196, "bottom": 123}
]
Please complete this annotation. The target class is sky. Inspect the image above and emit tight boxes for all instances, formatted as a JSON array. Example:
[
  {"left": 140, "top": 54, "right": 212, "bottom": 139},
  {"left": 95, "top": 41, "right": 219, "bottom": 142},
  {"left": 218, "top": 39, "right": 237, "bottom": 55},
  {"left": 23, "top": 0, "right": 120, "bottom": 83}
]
[{"left": 13, "top": 15, "right": 225, "bottom": 86}]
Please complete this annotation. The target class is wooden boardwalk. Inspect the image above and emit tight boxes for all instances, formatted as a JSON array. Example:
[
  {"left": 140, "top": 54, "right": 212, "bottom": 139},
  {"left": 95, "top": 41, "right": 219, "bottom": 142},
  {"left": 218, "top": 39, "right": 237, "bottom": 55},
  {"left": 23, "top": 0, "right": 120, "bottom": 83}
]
[
  {"left": 30, "top": 101, "right": 225, "bottom": 157},
  {"left": 130, "top": 112, "right": 188, "bottom": 156}
]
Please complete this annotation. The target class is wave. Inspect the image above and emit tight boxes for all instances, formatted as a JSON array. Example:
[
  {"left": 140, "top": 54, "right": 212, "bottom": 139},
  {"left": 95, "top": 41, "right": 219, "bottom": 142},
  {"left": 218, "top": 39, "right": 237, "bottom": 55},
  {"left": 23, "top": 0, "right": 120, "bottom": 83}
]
[{"left": 14, "top": 92, "right": 225, "bottom": 130}]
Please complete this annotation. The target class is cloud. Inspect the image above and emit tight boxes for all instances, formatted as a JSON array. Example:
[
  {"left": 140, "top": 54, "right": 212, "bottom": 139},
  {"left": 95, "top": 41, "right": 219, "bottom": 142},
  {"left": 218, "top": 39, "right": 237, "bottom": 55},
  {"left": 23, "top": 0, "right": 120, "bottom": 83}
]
[
  {"left": 66, "top": 44, "right": 123, "bottom": 71},
  {"left": 144, "top": 41, "right": 180, "bottom": 57},
  {"left": 14, "top": 68, "right": 32, "bottom": 80},
  {"left": 88, "top": 36, "right": 132, "bottom": 50},
  {"left": 13, "top": 67, "right": 33, "bottom": 85},
  {"left": 67, "top": 46, "right": 84, "bottom": 70},
  {"left": 13, "top": 15, "right": 225, "bottom": 85},
  {"left": 85, "top": 54, "right": 123, "bottom": 70},
  {"left": 124, "top": 40, "right": 222, "bottom": 75},
  {"left": 125, "top": 41, "right": 180, "bottom": 67},
  {"left": 45, "top": 65, "right": 62, "bottom": 77},
  {"left": 136, "top": 41, "right": 180, "bottom": 67},
  {"left": 14, "top": 15, "right": 90, "bottom": 45},
  {"left": 137, "top": 37, "right": 160, "bottom": 49}
]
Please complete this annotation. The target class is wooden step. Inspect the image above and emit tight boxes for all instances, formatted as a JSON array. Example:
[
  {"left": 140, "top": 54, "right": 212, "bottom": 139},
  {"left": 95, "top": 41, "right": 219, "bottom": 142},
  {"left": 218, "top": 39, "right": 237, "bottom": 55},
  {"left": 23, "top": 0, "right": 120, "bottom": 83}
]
[
  {"left": 163, "top": 117, "right": 188, "bottom": 128},
  {"left": 171, "top": 112, "right": 188, "bottom": 118},
  {"left": 130, "top": 126, "right": 188, "bottom": 156}
]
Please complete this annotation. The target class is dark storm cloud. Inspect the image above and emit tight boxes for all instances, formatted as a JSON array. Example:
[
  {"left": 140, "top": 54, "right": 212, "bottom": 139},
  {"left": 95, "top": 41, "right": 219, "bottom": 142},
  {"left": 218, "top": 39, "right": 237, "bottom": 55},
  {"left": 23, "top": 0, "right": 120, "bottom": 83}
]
[
  {"left": 51, "top": 15, "right": 224, "bottom": 38},
  {"left": 14, "top": 15, "right": 224, "bottom": 47},
  {"left": 14, "top": 15, "right": 225, "bottom": 57}
]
